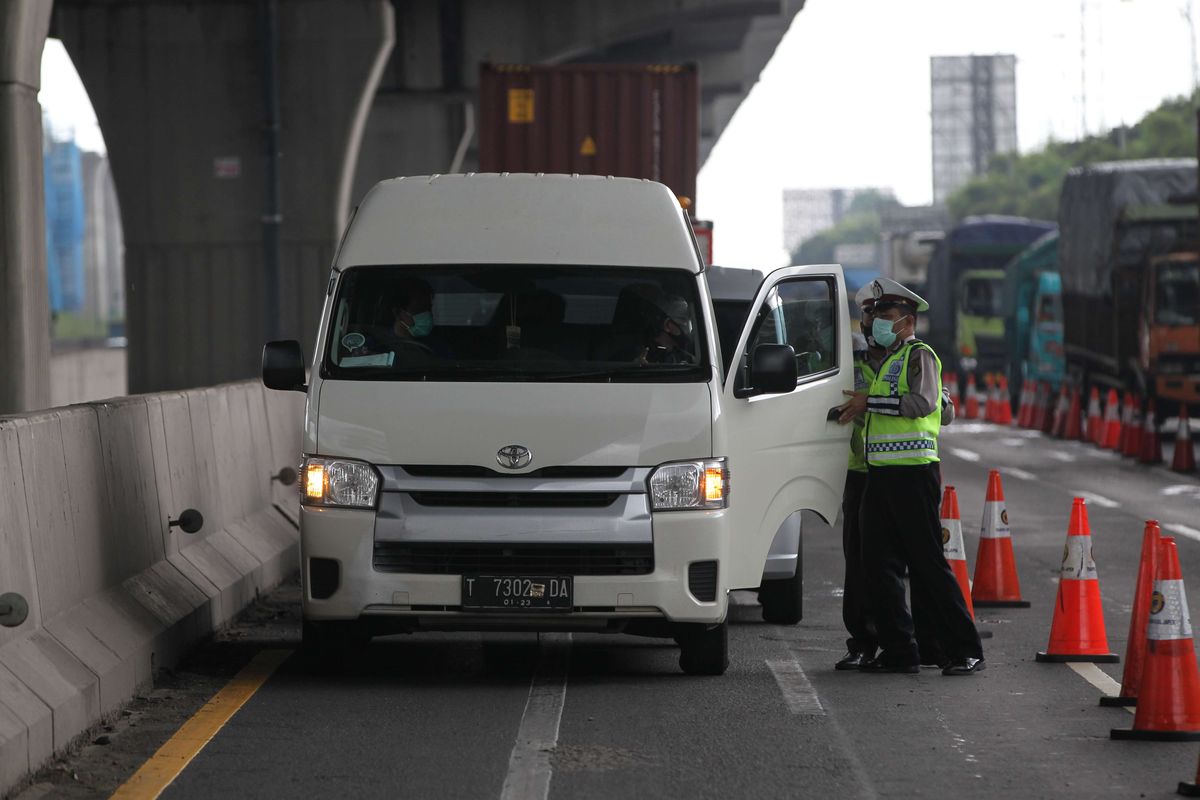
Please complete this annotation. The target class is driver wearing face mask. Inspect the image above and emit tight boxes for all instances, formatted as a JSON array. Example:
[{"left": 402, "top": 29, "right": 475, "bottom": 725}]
[
  {"left": 639, "top": 294, "right": 696, "bottom": 365},
  {"left": 383, "top": 277, "right": 452, "bottom": 358}
]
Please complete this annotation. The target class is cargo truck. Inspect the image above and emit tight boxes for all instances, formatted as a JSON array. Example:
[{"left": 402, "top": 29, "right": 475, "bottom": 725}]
[
  {"left": 1001, "top": 232, "right": 1064, "bottom": 391},
  {"left": 924, "top": 216, "right": 1056, "bottom": 374},
  {"left": 1058, "top": 159, "right": 1199, "bottom": 406}
]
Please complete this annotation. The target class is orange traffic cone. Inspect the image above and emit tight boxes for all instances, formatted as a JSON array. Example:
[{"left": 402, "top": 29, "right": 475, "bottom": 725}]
[
  {"left": 1064, "top": 386, "right": 1084, "bottom": 441},
  {"left": 1102, "top": 389, "right": 1122, "bottom": 449},
  {"left": 1141, "top": 399, "right": 1164, "bottom": 465},
  {"left": 942, "top": 486, "right": 974, "bottom": 618},
  {"left": 1116, "top": 392, "right": 1134, "bottom": 453},
  {"left": 965, "top": 374, "right": 980, "bottom": 420},
  {"left": 1036, "top": 497, "right": 1119, "bottom": 663},
  {"left": 972, "top": 470, "right": 1030, "bottom": 608},
  {"left": 1016, "top": 380, "right": 1031, "bottom": 427},
  {"left": 1050, "top": 384, "right": 1070, "bottom": 438},
  {"left": 1112, "top": 537, "right": 1200, "bottom": 740},
  {"left": 942, "top": 486, "right": 994, "bottom": 640},
  {"left": 1175, "top": 406, "right": 1197, "bottom": 473},
  {"left": 1101, "top": 520, "right": 1161, "bottom": 707},
  {"left": 1122, "top": 396, "right": 1143, "bottom": 458},
  {"left": 944, "top": 372, "right": 960, "bottom": 411},
  {"left": 1086, "top": 387, "right": 1103, "bottom": 444},
  {"left": 996, "top": 376, "right": 1013, "bottom": 425},
  {"left": 984, "top": 376, "right": 1003, "bottom": 424},
  {"left": 1028, "top": 382, "right": 1045, "bottom": 431}
]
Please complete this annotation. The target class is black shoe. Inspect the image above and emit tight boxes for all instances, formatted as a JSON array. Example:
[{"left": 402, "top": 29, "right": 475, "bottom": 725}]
[
  {"left": 859, "top": 657, "right": 919, "bottom": 674},
  {"left": 835, "top": 651, "right": 869, "bottom": 670},
  {"left": 942, "top": 657, "right": 986, "bottom": 676}
]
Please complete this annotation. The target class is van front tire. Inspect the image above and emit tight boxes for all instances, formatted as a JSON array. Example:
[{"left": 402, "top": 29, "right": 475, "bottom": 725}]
[{"left": 677, "top": 622, "right": 729, "bottom": 675}]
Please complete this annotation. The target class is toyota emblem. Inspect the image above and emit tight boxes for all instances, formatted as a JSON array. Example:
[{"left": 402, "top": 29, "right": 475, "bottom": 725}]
[{"left": 497, "top": 444, "right": 532, "bottom": 470}]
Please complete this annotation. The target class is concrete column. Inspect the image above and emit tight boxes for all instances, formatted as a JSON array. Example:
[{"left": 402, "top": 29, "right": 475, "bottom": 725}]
[
  {"left": 57, "top": 0, "right": 393, "bottom": 392},
  {"left": 0, "top": 1, "right": 52, "bottom": 413}
]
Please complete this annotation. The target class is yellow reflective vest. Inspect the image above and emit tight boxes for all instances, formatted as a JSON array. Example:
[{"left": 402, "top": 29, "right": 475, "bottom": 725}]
[{"left": 864, "top": 341, "right": 942, "bottom": 466}]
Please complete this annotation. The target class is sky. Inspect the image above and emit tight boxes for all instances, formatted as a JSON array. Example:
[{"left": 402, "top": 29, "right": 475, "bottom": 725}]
[{"left": 39, "top": 1, "right": 1198, "bottom": 268}]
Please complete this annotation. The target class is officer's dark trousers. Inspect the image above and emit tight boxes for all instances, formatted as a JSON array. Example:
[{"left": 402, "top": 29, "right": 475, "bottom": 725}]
[
  {"left": 862, "top": 463, "right": 983, "bottom": 665},
  {"left": 841, "top": 470, "right": 876, "bottom": 655}
]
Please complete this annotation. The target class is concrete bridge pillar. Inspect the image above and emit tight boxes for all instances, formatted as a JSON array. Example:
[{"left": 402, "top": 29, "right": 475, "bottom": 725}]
[
  {"left": 56, "top": 0, "right": 394, "bottom": 392},
  {"left": 0, "top": 1, "right": 53, "bottom": 413}
]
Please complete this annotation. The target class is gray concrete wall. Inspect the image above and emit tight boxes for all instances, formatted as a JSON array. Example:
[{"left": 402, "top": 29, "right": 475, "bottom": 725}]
[
  {"left": 57, "top": 0, "right": 395, "bottom": 393},
  {"left": 49, "top": 346, "right": 127, "bottom": 408},
  {"left": 0, "top": 1, "right": 53, "bottom": 414},
  {"left": 0, "top": 380, "right": 303, "bottom": 793}
]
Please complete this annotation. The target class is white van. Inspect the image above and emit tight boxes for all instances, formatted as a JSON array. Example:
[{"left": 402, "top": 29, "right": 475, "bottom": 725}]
[{"left": 263, "top": 174, "right": 851, "bottom": 675}]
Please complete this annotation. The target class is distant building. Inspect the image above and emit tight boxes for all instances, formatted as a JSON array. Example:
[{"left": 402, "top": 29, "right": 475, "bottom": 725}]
[
  {"left": 43, "top": 136, "right": 86, "bottom": 314},
  {"left": 80, "top": 151, "right": 125, "bottom": 330},
  {"left": 930, "top": 55, "right": 1017, "bottom": 205},
  {"left": 781, "top": 187, "right": 887, "bottom": 255}
]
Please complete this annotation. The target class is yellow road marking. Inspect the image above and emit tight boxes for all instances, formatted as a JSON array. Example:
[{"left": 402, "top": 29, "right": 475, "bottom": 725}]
[
  {"left": 1067, "top": 662, "right": 1135, "bottom": 715},
  {"left": 110, "top": 648, "right": 292, "bottom": 799}
]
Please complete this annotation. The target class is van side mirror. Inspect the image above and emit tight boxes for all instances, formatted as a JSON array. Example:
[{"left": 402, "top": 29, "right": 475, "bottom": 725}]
[
  {"left": 262, "top": 340, "right": 308, "bottom": 392},
  {"left": 741, "top": 344, "right": 798, "bottom": 397}
]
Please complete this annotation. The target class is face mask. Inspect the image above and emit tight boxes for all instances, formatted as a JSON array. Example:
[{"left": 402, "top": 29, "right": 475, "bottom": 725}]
[
  {"left": 408, "top": 311, "right": 434, "bottom": 338},
  {"left": 872, "top": 317, "right": 901, "bottom": 348}
]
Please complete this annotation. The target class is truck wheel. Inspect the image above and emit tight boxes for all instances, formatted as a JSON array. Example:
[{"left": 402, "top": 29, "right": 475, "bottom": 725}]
[
  {"left": 759, "top": 552, "right": 804, "bottom": 625},
  {"left": 677, "top": 622, "right": 729, "bottom": 676}
]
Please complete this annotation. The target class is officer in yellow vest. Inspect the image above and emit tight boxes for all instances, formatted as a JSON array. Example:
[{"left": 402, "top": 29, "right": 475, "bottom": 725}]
[
  {"left": 850, "top": 278, "right": 984, "bottom": 676},
  {"left": 836, "top": 284, "right": 959, "bottom": 670}
]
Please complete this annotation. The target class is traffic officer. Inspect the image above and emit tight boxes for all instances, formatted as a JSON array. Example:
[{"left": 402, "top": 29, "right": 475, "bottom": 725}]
[
  {"left": 836, "top": 284, "right": 959, "bottom": 671},
  {"left": 854, "top": 278, "right": 984, "bottom": 676},
  {"left": 833, "top": 285, "right": 881, "bottom": 669}
]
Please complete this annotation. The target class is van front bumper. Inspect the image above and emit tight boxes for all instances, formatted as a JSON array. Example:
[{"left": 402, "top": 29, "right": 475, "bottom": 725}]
[{"left": 299, "top": 506, "right": 730, "bottom": 627}]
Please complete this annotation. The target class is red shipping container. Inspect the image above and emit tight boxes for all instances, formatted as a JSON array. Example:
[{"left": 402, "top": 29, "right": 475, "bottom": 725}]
[{"left": 479, "top": 63, "right": 699, "bottom": 215}]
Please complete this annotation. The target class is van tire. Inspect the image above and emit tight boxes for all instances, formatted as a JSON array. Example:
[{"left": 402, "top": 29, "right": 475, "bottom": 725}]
[
  {"left": 677, "top": 622, "right": 729, "bottom": 676},
  {"left": 760, "top": 557, "right": 803, "bottom": 625}
]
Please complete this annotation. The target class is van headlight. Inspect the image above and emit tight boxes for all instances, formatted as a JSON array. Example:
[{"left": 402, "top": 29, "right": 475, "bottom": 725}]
[
  {"left": 648, "top": 458, "right": 728, "bottom": 511},
  {"left": 301, "top": 456, "right": 380, "bottom": 509}
]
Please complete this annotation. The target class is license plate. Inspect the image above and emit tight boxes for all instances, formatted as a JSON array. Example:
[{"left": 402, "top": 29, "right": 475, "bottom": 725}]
[{"left": 461, "top": 575, "right": 573, "bottom": 610}]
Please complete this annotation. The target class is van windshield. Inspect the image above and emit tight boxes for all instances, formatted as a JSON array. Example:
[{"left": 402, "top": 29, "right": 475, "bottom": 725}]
[{"left": 323, "top": 265, "right": 709, "bottom": 382}]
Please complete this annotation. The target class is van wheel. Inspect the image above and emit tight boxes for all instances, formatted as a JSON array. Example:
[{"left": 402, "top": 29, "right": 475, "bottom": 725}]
[
  {"left": 760, "top": 555, "right": 804, "bottom": 625},
  {"left": 677, "top": 622, "right": 729, "bottom": 676}
]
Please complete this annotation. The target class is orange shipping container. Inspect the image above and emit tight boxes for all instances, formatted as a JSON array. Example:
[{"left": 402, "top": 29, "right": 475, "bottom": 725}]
[{"left": 479, "top": 63, "right": 700, "bottom": 215}]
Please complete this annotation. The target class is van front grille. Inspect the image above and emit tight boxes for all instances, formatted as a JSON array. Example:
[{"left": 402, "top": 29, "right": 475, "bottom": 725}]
[
  {"left": 373, "top": 542, "right": 654, "bottom": 576},
  {"left": 401, "top": 465, "right": 629, "bottom": 479},
  {"left": 408, "top": 492, "right": 619, "bottom": 508}
]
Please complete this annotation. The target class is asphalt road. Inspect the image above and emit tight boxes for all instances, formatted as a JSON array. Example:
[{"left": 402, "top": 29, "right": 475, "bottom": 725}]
[{"left": 17, "top": 420, "right": 1200, "bottom": 800}]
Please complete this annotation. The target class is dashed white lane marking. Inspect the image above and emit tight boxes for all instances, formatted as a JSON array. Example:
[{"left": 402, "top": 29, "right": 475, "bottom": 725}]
[
  {"left": 1001, "top": 438, "right": 1027, "bottom": 447},
  {"left": 1163, "top": 484, "right": 1200, "bottom": 497},
  {"left": 500, "top": 634, "right": 571, "bottom": 800},
  {"left": 1067, "top": 663, "right": 1135, "bottom": 715},
  {"left": 767, "top": 656, "right": 825, "bottom": 716},
  {"left": 1004, "top": 468, "right": 1037, "bottom": 481},
  {"left": 1071, "top": 491, "right": 1119, "bottom": 509},
  {"left": 949, "top": 447, "right": 981, "bottom": 462},
  {"left": 1168, "top": 524, "right": 1200, "bottom": 543},
  {"left": 1050, "top": 451, "right": 1077, "bottom": 462}
]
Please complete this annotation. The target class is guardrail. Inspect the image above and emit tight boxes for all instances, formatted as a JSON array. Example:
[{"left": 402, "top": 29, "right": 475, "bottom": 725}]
[{"left": 0, "top": 380, "right": 302, "bottom": 793}]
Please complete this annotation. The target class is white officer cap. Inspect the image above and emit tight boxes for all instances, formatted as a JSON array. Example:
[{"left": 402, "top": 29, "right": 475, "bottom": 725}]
[
  {"left": 869, "top": 277, "right": 929, "bottom": 313},
  {"left": 853, "top": 283, "right": 876, "bottom": 309}
]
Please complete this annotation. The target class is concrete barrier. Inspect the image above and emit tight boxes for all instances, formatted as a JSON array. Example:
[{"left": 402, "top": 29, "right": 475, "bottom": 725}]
[{"left": 0, "top": 380, "right": 302, "bottom": 793}]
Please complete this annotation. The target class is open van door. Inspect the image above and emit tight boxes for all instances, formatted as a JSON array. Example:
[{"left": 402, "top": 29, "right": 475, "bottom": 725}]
[{"left": 715, "top": 264, "right": 853, "bottom": 589}]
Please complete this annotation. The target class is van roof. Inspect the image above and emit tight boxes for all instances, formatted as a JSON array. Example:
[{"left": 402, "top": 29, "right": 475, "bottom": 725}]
[{"left": 338, "top": 174, "right": 701, "bottom": 271}]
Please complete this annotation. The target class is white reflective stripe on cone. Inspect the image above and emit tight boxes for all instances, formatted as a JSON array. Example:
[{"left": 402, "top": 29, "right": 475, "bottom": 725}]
[
  {"left": 1147, "top": 579, "right": 1193, "bottom": 640},
  {"left": 1060, "top": 534, "right": 1099, "bottom": 581},
  {"left": 980, "top": 500, "right": 1011, "bottom": 539},
  {"left": 942, "top": 517, "right": 966, "bottom": 560}
]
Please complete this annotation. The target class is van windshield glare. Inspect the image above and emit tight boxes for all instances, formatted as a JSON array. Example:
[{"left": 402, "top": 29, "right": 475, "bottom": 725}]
[{"left": 323, "top": 265, "right": 709, "bottom": 382}]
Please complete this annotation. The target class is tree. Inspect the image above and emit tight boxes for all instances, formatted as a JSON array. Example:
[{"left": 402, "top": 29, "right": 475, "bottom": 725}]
[
  {"left": 946, "top": 91, "right": 1198, "bottom": 222},
  {"left": 790, "top": 189, "right": 900, "bottom": 264}
]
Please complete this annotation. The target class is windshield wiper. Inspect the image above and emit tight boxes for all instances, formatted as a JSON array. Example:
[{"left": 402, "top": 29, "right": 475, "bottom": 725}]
[{"left": 540, "top": 365, "right": 701, "bottom": 382}]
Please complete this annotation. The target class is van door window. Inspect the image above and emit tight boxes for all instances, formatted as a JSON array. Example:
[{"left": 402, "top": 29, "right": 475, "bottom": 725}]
[{"left": 739, "top": 278, "right": 837, "bottom": 388}]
